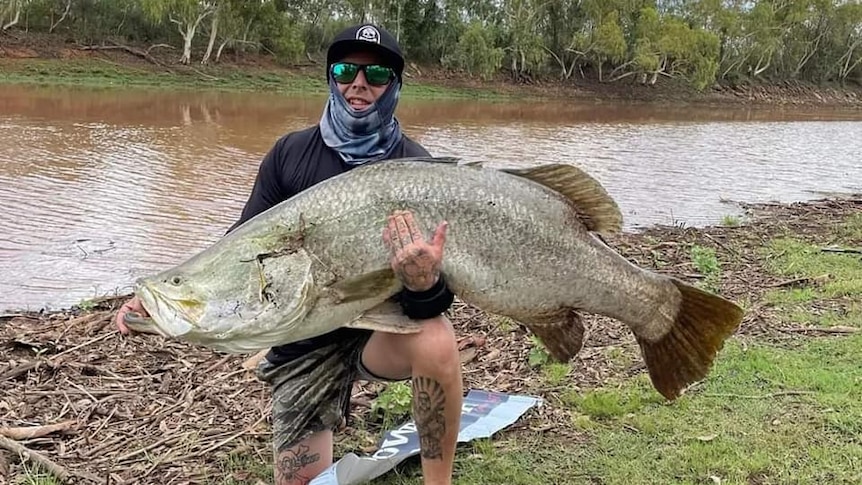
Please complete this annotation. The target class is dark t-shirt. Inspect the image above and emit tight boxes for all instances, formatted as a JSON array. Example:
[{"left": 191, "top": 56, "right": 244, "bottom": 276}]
[{"left": 228, "top": 125, "right": 444, "bottom": 365}]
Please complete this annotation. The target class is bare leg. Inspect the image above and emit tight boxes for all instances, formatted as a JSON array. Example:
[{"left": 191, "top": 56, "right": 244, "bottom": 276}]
[
  {"left": 362, "top": 315, "right": 462, "bottom": 485},
  {"left": 274, "top": 430, "right": 333, "bottom": 485}
]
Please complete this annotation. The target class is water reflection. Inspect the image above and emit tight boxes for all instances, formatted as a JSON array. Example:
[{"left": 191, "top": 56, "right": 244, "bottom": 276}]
[{"left": 1, "top": 84, "right": 860, "bottom": 311}]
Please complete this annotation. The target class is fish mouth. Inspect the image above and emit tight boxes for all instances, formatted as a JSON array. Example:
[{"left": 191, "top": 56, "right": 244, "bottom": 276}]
[{"left": 133, "top": 279, "right": 198, "bottom": 337}]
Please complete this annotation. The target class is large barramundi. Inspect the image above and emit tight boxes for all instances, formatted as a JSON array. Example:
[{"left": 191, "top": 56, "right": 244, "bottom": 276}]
[{"left": 126, "top": 158, "right": 744, "bottom": 399}]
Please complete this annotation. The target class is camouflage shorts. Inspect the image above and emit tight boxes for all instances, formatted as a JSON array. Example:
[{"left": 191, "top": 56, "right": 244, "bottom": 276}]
[{"left": 255, "top": 332, "right": 403, "bottom": 452}]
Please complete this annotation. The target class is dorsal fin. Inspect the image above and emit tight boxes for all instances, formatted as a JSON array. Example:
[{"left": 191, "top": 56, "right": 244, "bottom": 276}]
[
  {"left": 387, "top": 156, "right": 463, "bottom": 164},
  {"left": 503, "top": 164, "right": 623, "bottom": 235}
]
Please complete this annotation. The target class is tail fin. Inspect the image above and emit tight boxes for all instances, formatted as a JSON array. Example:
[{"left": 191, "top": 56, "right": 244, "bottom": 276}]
[{"left": 637, "top": 280, "right": 744, "bottom": 400}]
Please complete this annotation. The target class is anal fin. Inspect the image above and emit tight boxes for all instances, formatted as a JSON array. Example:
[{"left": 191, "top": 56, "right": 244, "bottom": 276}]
[{"left": 519, "top": 309, "right": 587, "bottom": 362}]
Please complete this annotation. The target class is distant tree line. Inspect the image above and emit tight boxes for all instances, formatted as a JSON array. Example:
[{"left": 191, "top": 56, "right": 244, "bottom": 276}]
[{"left": 2, "top": 0, "right": 860, "bottom": 89}]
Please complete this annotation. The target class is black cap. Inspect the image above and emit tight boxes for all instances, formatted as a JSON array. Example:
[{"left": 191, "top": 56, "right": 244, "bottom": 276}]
[{"left": 326, "top": 24, "right": 404, "bottom": 81}]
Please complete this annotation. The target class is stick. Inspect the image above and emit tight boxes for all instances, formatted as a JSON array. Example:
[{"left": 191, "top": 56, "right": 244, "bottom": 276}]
[
  {"left": 242, "top": 349, "right": 269, "bottom": 370},
  {"left": 0, "top": 435, "right": 70, "bottom": 481},
  {"left": 0, "top": 420, "right": 76, "bottom": 440},
  {"left": 702, "top": 391, "right": 814, "bottom": 399},
  {"left": 766, "top": 275, "right": 829, "bottom": 288},
  {"left": 0, "top": 361, "right": 42, "bottom": 382},
  {"left": 820, "top": 247, "right": 862, "bottom": 254},
  {"left": 780, "top": 326, "right": 859, "bottom": 334}
]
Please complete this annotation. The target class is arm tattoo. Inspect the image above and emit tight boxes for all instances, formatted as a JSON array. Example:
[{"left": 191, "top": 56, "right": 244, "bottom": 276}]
[
  {"left": 276, "top": 444, "right": 320, "bottom": 484},
  {"left": 412, "top": 376, "right": 447, "bottom": 460}
]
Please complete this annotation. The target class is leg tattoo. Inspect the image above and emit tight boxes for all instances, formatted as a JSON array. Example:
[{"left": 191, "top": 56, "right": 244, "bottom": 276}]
[
  {"left": 276, "top": 444, "right": 320, "bottom": 484},
  {"left": 412, "top": 376, "right": 447, "bottom": 460}
]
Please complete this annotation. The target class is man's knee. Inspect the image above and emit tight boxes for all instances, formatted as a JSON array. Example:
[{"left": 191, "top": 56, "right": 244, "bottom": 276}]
[{"left": 409, "top": 316, "right": 459, "bottom": 371}]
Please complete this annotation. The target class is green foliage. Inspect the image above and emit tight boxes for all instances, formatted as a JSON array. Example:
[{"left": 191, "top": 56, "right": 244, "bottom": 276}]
[
  {"left": 371, "top": 382, "right": 413, "bottom": 430},
  {"left": 690, "top": 244, "right": 722, "bottom": 293},
  {"left": 444, "top": 21, "right": 504, "bottom": 80},
  {"left": 4, "top": 0, "right": 861, "bottom": 87}
]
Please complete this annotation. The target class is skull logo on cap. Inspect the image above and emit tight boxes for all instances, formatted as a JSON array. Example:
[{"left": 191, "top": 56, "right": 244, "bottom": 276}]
[{"left": 356, "top": 25, "right": 381, "bottom": 44}]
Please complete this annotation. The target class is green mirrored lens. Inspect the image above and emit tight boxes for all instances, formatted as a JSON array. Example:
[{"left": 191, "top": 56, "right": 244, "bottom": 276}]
[
  {"left": 331, "top": 63, "right": 358, "bottom": 83},
  {"left": 364, "top": 65, "right": 393, "bottom": 85}
]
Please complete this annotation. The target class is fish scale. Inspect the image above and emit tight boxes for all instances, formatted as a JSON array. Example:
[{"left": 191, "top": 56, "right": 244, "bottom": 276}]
[{"left": 129, "top": 157, "right": 744, "bottom": 400}]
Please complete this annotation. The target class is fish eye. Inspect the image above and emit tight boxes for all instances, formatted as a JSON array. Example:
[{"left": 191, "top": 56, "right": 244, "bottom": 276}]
[{"left": 169, "top": 275, "right": 183, "bottom": 286}]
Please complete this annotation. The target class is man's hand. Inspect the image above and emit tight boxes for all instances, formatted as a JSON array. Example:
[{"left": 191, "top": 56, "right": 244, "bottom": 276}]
[
  {"left": 383, "top": 210, "right": 448, "bottom": 292},
  {"left": 115, "top": 295, "right": 148, "bottom": 335}
]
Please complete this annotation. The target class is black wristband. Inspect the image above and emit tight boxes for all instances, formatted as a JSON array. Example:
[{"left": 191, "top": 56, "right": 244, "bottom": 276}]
[{"left": 397, "top": 273, "right": 455, "bottom": 320}]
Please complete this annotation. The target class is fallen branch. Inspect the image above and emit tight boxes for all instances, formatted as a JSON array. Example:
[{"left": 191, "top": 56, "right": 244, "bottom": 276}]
[
  {"left": 0, "top": 435, "right": 70, "bottom": 482},
  {"left": 78, "top": 41, "right": 172, "bottom": 71},
  {"left": 0, "top": 360, "right": 43, "bottom": 382},
  {"left": 0, "top": 420, "right": 77, "bottom": 440}
]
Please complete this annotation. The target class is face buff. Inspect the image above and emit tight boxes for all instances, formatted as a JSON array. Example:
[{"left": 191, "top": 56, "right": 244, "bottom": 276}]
[{"left": 319, "top": 77, "right": 404, "bottom": 165}]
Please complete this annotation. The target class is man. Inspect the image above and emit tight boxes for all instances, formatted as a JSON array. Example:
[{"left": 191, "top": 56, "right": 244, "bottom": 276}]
[{"left": 114, "top": 24, "right": 462, "bottom": 485}]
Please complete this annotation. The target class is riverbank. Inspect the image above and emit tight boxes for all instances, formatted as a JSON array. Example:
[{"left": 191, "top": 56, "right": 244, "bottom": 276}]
[
  {"left": 2, "top": 32, "right": 861, "bottom": 106},
  {"left": 1, "top": 194, "right": 860, "bottom": 484}
]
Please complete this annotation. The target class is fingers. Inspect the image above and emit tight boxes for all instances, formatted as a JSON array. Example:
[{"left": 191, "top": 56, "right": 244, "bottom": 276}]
[
  {"left": 430, "top": 221, "right": 448, "bottom": 249},
  {"left": 115, "top": 296, "right": 147, "bottom": 335},
  {"left": 385, "top": 210, "right": 421, "bottom": 253},
  {"left": 384, "top": 210, "right": 448, "bottom": 254}
]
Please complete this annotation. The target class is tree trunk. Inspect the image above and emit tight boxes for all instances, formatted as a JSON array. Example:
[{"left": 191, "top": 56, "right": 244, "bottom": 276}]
[
  {"left": 170, "top": 9, "right": 213, "bottom": 65},
  {"left": 201, "top": 10, "right": 219, "bottom": 65},
  {"left": 215, "top": 39, "right": 230, "bottom": 63},
  {"left": 49, "top": 0, "right": 71, "bottom": 33},
  {"left": 2, "top": 2, "right": 21, "bottom": 31}
]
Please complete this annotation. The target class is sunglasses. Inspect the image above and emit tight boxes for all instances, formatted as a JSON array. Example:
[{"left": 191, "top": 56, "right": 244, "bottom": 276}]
[{"left": 331, "top": 62, "right": 395, "bottom": 86}]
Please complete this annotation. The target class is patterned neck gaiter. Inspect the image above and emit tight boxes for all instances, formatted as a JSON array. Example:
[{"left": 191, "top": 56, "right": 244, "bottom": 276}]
[{"left": 319, "top": 77, "right": 403, "bottom": 165}]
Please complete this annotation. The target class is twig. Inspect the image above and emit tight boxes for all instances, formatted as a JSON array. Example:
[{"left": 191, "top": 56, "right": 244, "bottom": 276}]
[
  {"left": 702, "top": 391, "right": 814, "bottom": 399},
  {"left": 108, "top": 432, "right": 192, "bottom": 463},
  {"left": 189, "top": 66, "right": 219, "bottom": 80},
  {"left": 49, "top": 332, "right": 114, "bottom": 361},
  {"left": 0, "top": 420, "right": 77, "bottom": 440},
  {"left": 175, "top": 416, "right": 266, "bottom": 460},
  {"left": 703, "top": 233, "right": 744, "bottom": 259}
]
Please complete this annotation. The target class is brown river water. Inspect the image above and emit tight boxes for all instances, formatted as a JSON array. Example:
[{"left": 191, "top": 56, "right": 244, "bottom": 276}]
[{"left": 1, "top": 84, "right": 861, "bottom": 311}]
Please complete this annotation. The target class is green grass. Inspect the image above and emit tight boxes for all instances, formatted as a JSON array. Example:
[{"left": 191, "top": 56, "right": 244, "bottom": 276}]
[
  {"left": 205, "top": 451, "right": 273, "bottom": 485},
  {"left": 721, "top": 214, "right": 742, "bottom": 227},
  {"left": 375, "top": 335, "right": 862, "bottom": 485},
  {"left": 0, "top": 58, "right": 513, "bottom": 100}
]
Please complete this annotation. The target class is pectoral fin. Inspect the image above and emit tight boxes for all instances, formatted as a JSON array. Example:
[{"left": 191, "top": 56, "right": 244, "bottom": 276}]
[
  {"left": 343, "top": 300, "right": 422, "bottom": 334},
  {"left": 329, "top": 268, "right": 401, "bottom": 304}
]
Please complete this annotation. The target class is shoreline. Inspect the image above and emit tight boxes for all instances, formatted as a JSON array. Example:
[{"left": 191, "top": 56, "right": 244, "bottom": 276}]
[{"left": 2, "top": 38, "right": 861, "bottom": 106}]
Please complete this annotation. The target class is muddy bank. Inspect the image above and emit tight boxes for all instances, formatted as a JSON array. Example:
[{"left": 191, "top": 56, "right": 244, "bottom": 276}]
[
  {"left": 1, "top": 194, "right": 859, "bottom": 483},
  {"left": 1, "top": 31, "right": 861, "bottom": 107}
]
